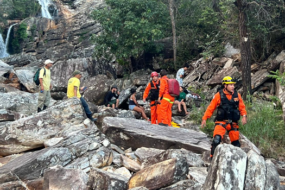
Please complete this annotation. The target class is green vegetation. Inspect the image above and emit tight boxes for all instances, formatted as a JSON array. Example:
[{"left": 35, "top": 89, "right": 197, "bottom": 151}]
[{"left": 11, "top": 23, "right": 28, "bottom": 54}]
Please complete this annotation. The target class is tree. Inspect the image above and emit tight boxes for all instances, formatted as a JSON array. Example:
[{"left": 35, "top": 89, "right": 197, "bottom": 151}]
[
  {"left": 168, "top": 0, "right": 177, "bottom": 69},
  {"left": 92, "top": 0, "right": 170, "bottom": 73}
]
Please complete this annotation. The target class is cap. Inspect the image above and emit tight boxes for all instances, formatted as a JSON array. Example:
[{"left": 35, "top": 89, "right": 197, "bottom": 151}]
[
  {"left": 44, "top": 59, "right": 54, "bottom": 65},
  {"left": 73, "top": 70, "right": 82, "bottom": 76}
]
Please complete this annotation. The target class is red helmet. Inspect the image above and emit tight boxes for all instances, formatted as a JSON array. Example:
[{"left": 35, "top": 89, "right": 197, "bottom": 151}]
[{"left": 151, "top": 72, "right": 159, "bottom": 78}]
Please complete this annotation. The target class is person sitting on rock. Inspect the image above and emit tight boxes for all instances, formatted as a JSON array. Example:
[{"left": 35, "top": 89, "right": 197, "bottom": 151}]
[
  {"left": 129, "top": 88, "right": 149, "bottom": 121},
  {"left": 174, "top": 86, "right": 189, "bottom": 115},
  {"left": 67, "top": 70, "right": 97, "bottom": 121},
  {"left": 201, "top": 76, "right": 247, "bottom": 159},
  {"left": 176, "top": 64, "right": 188, "bottom": 86},
  {"left": 104, "top": 85, "right": 120, "bottom": 109}
]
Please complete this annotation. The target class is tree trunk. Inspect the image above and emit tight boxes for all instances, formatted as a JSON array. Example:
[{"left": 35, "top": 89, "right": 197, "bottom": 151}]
[
  {"left": 236, "top": 0, "right": 251, "bottom": 101},
  {"left": 168, "top": 0, "right": 177, "bottom": 70}
]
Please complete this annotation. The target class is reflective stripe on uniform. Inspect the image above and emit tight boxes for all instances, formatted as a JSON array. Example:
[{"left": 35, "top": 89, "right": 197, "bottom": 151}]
[{"left": 163, "top": 97, "right": 174, "bottom": 104}]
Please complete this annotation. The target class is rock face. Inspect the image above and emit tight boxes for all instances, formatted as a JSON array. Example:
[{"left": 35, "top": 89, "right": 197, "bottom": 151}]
[
  {"left": 265, "top": 160, "right": 281, "bottom": 190},
  {"left": 102, "top": 117, "right": 211, "bottom": 154},
  {"left": 128, "top": 158, "right": 188, "bottom": 189},
  {"left": 43, "top": 165, "right": 89, "bottom": 190},
  {"left": 0, "top": 98, "right": 85, "bottom": 156},
  {"left": 202, "top": 144, "right": 247, "bottom": 190},
  {"left": 0, "top": 91, "right": 38, "bottom": 115}
]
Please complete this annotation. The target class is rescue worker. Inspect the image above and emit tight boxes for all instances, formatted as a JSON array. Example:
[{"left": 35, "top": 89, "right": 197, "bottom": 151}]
[
  {"left": 157, "top": 69, "right": 175, "bottom": 126},
  {"left": 201, "top": 76, "right": 247, "bottom": 158},
  {"left": 143, "top": 72, "right": 160, "bottom": 124}
]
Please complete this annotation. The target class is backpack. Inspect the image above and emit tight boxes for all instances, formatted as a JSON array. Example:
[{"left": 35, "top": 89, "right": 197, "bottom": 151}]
[
  {"left": 33, "top": 68, "right": 46, "bottom": 85},
  {"left": 167, "top": 79, "right": 180, "bottom": 97}
]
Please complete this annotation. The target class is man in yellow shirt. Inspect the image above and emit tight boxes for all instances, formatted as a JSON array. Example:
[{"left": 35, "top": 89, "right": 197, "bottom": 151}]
[
  {"left": 37, "top": 59, "right": 53, "bottom": 112},
  {"left": 67, "top": 70, "right": 97, "bottom": 121}
]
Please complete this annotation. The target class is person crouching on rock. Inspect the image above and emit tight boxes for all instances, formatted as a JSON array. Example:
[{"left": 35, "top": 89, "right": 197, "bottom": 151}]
[
  {"left": 129, "top": 88, "right": 149, "bottom": 121},
  {"left": 67, "top": 70, "right": 97, "bottom": 122},
  {"left": 143, "top": 72, "right": 160, "bottom": 124},
  {"left": 201, "top": 76, "right": 247, "bottom": 159},
  {"left": 174, "top": 86, "right": 189, "bottom": 115},
  {"left": 104, "top": 85, "right": 120, "bottom": 109}
]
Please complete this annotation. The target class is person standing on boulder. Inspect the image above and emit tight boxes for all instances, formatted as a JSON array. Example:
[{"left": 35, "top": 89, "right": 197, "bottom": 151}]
[
  {"left": 67, "top": 70, "right": 97, "bottom": 122},
  {"left": 201, "top": 76, "right": 247, "bottom": 159},
  {"left": 157, "top": 69, "right": 175, "bottom": 126},
  {"left": 143, "top": 71, "right": 160, "bottom": 124},
  {"left": 176, "top": 64, "right": 188, "bottom": 86},
  {"left": 37, "top": 59, "right": 53, "bottom": 112}
]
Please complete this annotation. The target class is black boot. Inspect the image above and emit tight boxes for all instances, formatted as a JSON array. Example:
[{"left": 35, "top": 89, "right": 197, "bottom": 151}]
[
  {"left": 43, "top": 105, "right": 47, "bottom": 110},
  {"left": 158, "top": 123, "right": 168, "bottom": 127},
  {"left": 87, "top": 114, "right": 97, "bottom": 122},
  {"left": 37, "top": 107, "right": 41, "bottom": 113}
]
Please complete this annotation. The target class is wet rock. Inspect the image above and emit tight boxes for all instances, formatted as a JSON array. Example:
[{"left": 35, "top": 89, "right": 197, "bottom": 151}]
[
  {"left": 244, "top": 150, "right": 266, "bottom": 190},
  {"left": 265, "top": 160, "right": 281, "bottom": 190},
  {"left": 43, "top": 165, "right": 89, "bottom": 190},
  {"left": 102, "top": 117, "right": 211, "bottom": 154},
  {"left": 83, "top": 75, "right": 114, "bottom": 105},
  {"left": 202, "top": 144, "right": 247, "bottom": 190},
  {"left": 187, "top": 167, "right": 207, "bottom": 184},
  {"left": 121, "top": 155, "right": 141, "bottom": 172},
  {"left": 206, "top": 66, "right": 241, "bottom": 86},
  {"left": 0, "top": 91, "right": 38, "bottom": 116},
  {"left": 128, "top": 158, "right": 188, "bottom": 189},
  {"left": 0, "top": 98, "right": 85, "bottom": 156},
  {"left": 160, "top": 180, "right": 201, "bottom": 190},
  {"left": 88, "top": 168, "right": 128, "bottom": 190}
]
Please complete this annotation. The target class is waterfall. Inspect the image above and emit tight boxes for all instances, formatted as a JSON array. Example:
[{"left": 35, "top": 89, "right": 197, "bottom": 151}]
[
  {"left": 37, "top": 0, "right": 52, "bottom": 19},
  {"left": 0, "top": 24, "right": 17, "bottom": 58}
]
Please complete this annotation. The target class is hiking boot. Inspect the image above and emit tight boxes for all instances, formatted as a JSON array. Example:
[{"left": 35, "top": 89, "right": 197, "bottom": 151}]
[
  {"left": 43, "top": 105, "right": 47, "bottom": 110},
  {"left": 87, "top": 114, "right": 97, "bottom": 122},
  {"left": 37, "top": 108, "right": 41, "bottom": 113},
  {"left": 158, "top": 123, "right": 168, "bottom": 127}
]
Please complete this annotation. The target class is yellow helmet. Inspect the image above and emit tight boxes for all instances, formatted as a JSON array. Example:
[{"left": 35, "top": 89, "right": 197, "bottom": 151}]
[{"left": 222, "top": 76, "right": 236, "bottom": 84}]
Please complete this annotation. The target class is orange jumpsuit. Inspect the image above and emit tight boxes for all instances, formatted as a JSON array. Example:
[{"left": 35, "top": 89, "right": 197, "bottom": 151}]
[
  {"left": 157, "top": 76, "right": 175, "bottom": 126},
  {"left": 143, "top": 80, "right": 160, "bottom": 124},
  {"left": 202, "top": 89, "right": 247, "bottom": 157}
]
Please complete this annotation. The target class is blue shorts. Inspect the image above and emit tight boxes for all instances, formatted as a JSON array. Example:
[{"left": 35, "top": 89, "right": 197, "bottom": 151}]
[{"left": 129, "top": 105, "right": 136, "bottom": 110}]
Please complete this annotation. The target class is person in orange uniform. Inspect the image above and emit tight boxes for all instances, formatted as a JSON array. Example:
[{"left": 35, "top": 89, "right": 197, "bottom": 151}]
[
  {"left": 143, "top": 72, "right": 160, "bottom": 124},
  {"left": 201, "top": 76, "right": 247, "bottom": 158},
  {"left": 157, "top": 69, "right": 175, "bottom": 126}
]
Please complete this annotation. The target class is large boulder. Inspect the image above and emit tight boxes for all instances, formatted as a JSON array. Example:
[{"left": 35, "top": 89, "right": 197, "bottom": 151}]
[
  {"left": 0, "top": 98, "right": 85, "bottom": 156},
  {"left": 128, "top": 157, "right": 188, "bottom": 189},
  {"left": 130, "top": 69, "right": 151, "bottom": 86},
  {"left": 202, "top": 144, "right": 247, "bottom": 190},
  {"left": 15, "top": 68, "right": 38, "bottom": 92},
  {"left": 0, "top": 91, "right": 38, "bottom": 115},
  {"left": 102, "top": 117, "right": 211, "bottom": 154},
  {"left": 83, "top": 75, "right": 114, "bottom": 105},
  {"left": 0, "top": 60, "right": 13, "bottom": 76},
  {"left": 43, "top": 165, "right": 89, "bottom": 190},
  {"left": 265, "top": 160, "right": 281, "bottom": 190}
]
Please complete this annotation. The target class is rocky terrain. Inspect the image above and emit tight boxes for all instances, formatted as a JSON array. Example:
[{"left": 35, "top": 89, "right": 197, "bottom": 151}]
[{"left": 0, "top": 0, "right": 285, "bottom": 189}]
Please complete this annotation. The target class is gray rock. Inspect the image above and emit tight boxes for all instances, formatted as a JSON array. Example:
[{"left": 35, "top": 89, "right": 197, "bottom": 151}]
[
  {"left": 129, "top": 187, "right": 149, "bottom": 190},
  {"left": 202, "top": 144, "right": 247, "bottom": 190},
  {"left": 121, "top": 155, "right": 141, "bottom": 172},
  {"left": 160, "top": 179, "right": 201, "bottom": 190},
  {"left": 0, "top": 91, "right": 38, "bottom": 116},
  {"left": 130, "top": 69, "right": 151, "bottom": 86},
  {"left": 15, "top": 68, "right": 38, "bottom": 92},
  {"left": 0, "top": 181, "right": 27, "bottom": 190},
  {"left": 135, "top": 147, "right": 164, "bottom": 162},
  {"left": 128, "top": 157, "right": 188, "bottom": 190},
  {"left": 114, "top": 167, "right": 132, "bottom": 180},
  {"left": 90, "top": 147, "right": 113, "bottom": 168},
  {"left": 188, "top": 167, "right": 207, "bottom": 184},
  {"left": 102, "top": 117, "right": 211, "bottom": 154},
  {"left": 88, "top": 168, "right": 128, "bottom": 190},
  {"left": 118, "top": 88, "right": 132, "bottom": 107},
  {"left": 251, "top": 69, "right": 270, "bottom": 91},
  {"left": 43, "top": 165, "right": 89, "bottom": 190},
  {"left": 0, "top": 60, "right": 13, "bottom": 76},
  {"left": 244, "top": 150, "right": 266, "bottom": 190},
  {"left": 271, "top": 159, "right": 285, "bottom": 176},
  {"left": 0, "top": 98, "right": 85, "bottom": 156},
  {"left": 265, "top": 160, "right": 280, "bottom": 190},
  {"left": 206, "top": 66, "right": 241, "bottom": 86}
]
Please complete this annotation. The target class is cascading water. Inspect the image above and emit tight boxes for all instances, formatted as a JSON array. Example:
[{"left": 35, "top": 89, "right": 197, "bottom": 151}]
[
  {"left": 0, "top": 23, "right": 17, "bottom": 58},
  {"left": 37, "top": 0, "right": 53, "bottom": 19}
]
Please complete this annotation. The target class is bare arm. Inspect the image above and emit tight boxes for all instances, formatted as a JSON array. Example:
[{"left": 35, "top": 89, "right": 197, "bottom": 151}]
[{"left": 74, "top": 87, "right": 78, "bottom": 98}]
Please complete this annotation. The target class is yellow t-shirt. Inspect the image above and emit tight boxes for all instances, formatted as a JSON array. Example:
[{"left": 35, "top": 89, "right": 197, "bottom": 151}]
[
  {"left": 39, "top": 68, "right": 51, "bottom": 91},
  {"left": 67, "top": 77, "right": 81, "bottom": 98}
]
